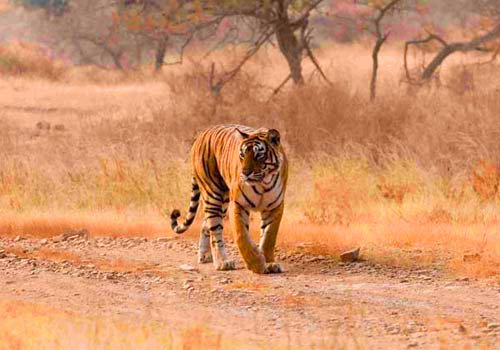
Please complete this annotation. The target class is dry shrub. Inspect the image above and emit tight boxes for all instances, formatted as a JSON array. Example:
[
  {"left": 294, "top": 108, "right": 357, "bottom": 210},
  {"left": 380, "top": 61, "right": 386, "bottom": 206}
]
[
  {"left": 377, "top": 179, "right": 415, "bottom": 205},
  {"left": 471, "top": 160, "right": 500, "bottom": 202},
  {"left": 303, "top": 158, "right": 372, "bottom": 225},
  {"left": 0, "top": 41, "right": 66, "bottom": 80},
  {"left": 427, "top": 206, "right": 453, "bottom": 224}
]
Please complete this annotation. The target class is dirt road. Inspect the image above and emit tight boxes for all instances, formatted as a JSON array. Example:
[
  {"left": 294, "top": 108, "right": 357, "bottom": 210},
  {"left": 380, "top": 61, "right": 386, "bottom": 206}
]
[{"left": 1, "top": 234, "right": 499, "bottom": 349}]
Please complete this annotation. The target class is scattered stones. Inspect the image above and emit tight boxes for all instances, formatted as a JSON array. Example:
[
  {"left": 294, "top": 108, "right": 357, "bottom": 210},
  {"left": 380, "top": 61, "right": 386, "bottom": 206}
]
[
  {"left": 40, "top": 238, "right": 48, "bottom": 245},
  {"left": 36, "top": 121, "right": 51, "bottom": 130},
  {"left": 14, "top": 235, "right": 23, "bottom": 242},
  {"left": 340, "top": 248, "right": 360, "bottom": 263}
]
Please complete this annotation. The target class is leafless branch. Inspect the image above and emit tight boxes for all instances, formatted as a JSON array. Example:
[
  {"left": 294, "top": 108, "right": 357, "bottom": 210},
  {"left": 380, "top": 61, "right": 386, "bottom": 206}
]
[{"left": 404, "top": 23, "right": 500, "bottom": 83}]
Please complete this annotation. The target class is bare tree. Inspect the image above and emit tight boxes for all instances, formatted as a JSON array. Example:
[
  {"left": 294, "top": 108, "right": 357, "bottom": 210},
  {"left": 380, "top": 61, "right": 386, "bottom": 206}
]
[
  {"left": 369, "top": 0, "right": 404, "bottom": 100},
  {"left": 404, "top": 0, "right": 500, "bottom": 84},
  {"left": 203, "top": 0, "right": 328, "bottom": 90},
  {"left": 404, "top": 24, "right": 500, "bottom": 83},
  {"left": 331, "top": 0, "right": 416, "bottom": 100}
]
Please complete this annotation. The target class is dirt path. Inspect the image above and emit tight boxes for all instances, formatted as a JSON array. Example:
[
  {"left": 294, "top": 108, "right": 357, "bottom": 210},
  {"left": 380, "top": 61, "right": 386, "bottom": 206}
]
[{"left": 1, "top": 234, "right": 499, "bottom": 349}]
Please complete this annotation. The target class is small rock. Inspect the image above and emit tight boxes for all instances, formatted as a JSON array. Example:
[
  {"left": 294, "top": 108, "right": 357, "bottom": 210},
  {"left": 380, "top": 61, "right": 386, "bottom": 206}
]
[
  {"left": 179, "top": 264, "right": 198, "bottom": 272},
  {"left": 487, "top": 323, "right": 500, "bottom": 330},
  {"left": 40, "top": 239, "right": 48, "bottom": 245},
  {"left": 156, "top": 237, "right": 170, "bottom": 243},
  {"left": 0, "top": 250, "right": 6, "bottom": 259},
  {"left": 463, "top": 253, "right": 481, "bottom": 262},
  {"left": 36, "top": 121, "right": 51, "bottom": 130},
  {"left": 458, "top": 324, "right": 467, "bottom": 333},
  {"left": 54, "top": 124, "right": 65, "bottom": 131},
  {"left": 407, "top": 342, "right": 418, "bottom": 348},
  {"left": 14, "top": 235, "right": 22, "bottom": 242},
  {"left": 340, "top": 247, "right": 360, "bottom": 263},
  {"left": 61, "top": 229, "right": 89, "bottom": 241}
]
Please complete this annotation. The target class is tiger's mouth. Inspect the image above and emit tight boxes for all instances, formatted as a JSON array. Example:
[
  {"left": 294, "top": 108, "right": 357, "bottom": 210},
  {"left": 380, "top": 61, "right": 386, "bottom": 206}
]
[{"left": 240, "top": 173, "right": 264, "bottom": 182}]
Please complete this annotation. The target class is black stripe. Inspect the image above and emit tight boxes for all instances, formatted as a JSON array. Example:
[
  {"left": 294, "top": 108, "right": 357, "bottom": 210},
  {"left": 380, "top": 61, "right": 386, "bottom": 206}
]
[
  {"left": 252, "top": 185, "right": 263, "bottom": 195},
  {"left": 238, "top": 185, "right": 256, "bottom": 208},
  {"left": 204, "top": 145, "right": 226, "bottom": 193},
  {"left": 205, "top": 208, "right": 223, "bottom": 215},
  {"left": 263, "top": 174, "right": 280, "bottom": 193},
  {"left": 235, "top": 201, "right": 250, "bottom": 216},
  {"left": 261, "top": 221, "right": 272, "bottom": 230},
  {"left": 206, "top": 191, "right": 224, "bottom": 202},
  {"left": 191, "top": 192, "right": 201, "bottom": 201},
  {"left": 205, "top": 199, "right": 222, "bottom": 207},
  {"left": 185, "top": 216, "right": 195, "bottom": 226},
  {"left": 267, "top": 187, "right": 284, "bottom": 209},
  {"left": 209, "top": 224, "right": 223, "bottom": 232},
  {"left": 206, "top": 214, "right": 222, "bottom": 219},
  {"left": 188, "top": 205, "right": 198, "bottom": 213}
]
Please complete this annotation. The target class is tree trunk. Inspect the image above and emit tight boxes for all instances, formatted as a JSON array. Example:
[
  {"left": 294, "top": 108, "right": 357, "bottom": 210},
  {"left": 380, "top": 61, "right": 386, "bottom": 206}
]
[
  {"left": 273, "top": 2, "right": 304, "bottom": 85},
  {"left": 370, "top": 35, "right": 387, "bottom": 100},
  {"left": 155, "top": 36, "right": 168, "bottom": 72}
]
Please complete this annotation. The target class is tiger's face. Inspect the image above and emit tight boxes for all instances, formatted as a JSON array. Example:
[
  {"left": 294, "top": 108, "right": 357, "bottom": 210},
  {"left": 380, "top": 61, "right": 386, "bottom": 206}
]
[{"left": 237, "top": 128, "right": 281, "bottom": 183}]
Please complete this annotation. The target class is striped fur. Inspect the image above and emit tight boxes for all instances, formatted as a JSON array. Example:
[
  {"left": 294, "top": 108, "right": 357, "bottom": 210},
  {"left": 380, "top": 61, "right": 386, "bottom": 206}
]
[{"left": 170, "top": 124, "right": 288, "bottom": 274}]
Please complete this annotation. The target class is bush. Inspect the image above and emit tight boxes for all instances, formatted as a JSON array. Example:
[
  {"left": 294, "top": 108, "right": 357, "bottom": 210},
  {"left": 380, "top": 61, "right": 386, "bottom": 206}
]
[{"left": 0, "top": 41, "right": 66, "bottom": 80}]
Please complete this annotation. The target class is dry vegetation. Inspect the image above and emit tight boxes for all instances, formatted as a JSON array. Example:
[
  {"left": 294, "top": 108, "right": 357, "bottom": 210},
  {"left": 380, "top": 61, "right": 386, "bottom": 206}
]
[
  {"left": 0, "top": 40, "right": 499, "bottom": 284},
  {"left": 0, "top": 299, "right": 239, "bottom": 350}
]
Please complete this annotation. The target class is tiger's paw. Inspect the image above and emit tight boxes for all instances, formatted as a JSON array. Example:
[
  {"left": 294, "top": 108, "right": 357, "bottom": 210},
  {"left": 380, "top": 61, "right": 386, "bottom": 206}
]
[
  {"left": 198, "top": 252, "right": 213, "bottom": 264},
  {"left": 264, "top": 263, "right": 284, "bottom": 274},
  {"left": 215, "top": 260, "right": 236, "bottom": 271}
]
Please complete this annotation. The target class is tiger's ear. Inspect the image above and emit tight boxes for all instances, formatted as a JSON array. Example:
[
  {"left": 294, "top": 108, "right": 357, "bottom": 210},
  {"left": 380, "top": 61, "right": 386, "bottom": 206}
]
[
  {"left": 267, "top": 129, "right": 280, "bottom": 146},
  {"left": 236, "top": 128, "right": 250, "bottom": 139}
]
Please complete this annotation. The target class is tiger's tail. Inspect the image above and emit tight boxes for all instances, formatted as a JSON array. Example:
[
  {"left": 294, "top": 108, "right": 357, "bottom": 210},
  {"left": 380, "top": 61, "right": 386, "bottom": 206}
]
[{"left": 170, "top": 177, "right": 201, "bottom": 234}]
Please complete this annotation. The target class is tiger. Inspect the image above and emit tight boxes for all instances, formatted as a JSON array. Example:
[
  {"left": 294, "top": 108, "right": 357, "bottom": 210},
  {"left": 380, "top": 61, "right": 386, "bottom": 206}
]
[{"left": 170, "top": 124, "right": 288, "bottom": 274}]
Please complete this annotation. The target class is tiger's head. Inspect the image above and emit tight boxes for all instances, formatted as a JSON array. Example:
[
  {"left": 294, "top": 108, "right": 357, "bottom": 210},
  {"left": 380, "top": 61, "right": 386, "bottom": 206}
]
[{"left": 237, "top": 128, "right": 281, "bottom": 183}]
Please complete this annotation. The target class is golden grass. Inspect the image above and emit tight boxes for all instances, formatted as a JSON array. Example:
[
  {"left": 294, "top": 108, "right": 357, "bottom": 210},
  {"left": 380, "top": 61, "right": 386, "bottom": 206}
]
[
  {"left": 0, "top": 300, "right": 240, "bottom": 350},
  {"left": 0, "top": 40, "right": 499, "bottom": 280}
]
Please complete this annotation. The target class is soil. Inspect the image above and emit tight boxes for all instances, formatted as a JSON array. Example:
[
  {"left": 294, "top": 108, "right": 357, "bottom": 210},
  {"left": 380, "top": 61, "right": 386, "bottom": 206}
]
[{"left": 0, "top": 234, "right": 499, "bottom": 349}]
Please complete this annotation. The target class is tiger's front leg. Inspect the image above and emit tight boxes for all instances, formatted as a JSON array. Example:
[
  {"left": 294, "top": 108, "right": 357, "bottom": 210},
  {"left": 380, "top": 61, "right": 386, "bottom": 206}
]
[
  {"left": 231, "top": 202, "right": 267, "bottom": 274},
  {"left": 259, "top": 202, "right": 284, "bottom": 273}
]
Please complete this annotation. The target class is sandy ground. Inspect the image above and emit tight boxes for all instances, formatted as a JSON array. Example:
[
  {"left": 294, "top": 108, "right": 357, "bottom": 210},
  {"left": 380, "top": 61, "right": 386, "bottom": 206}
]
[{"left": 1, "top": 233, "right": 499, "bottom": 349}]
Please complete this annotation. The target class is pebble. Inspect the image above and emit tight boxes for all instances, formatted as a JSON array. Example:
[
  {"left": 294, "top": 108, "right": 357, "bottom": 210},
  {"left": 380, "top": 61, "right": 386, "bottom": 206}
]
[
  {"left": 487, "top": 323, "right": 500, "bottom": 330},
  {"left": 179, "top": 264, "right": 198, "bottom": 272},
  {"left": 340, "top": 248, "right": 360, "bottom": 262}
]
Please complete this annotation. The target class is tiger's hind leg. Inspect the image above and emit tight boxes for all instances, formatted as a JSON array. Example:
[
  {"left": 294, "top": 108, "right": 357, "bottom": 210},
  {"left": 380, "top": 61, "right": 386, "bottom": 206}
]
[
  {"left": 198, "top": 221, "right": 212, "bottom": 264},
  {"left": 204, "top": 195, "right": 235, "bottom": 271}
]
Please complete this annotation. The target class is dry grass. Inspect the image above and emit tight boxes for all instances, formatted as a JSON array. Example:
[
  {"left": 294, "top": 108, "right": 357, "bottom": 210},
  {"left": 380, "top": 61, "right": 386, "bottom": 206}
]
[
  {"left": 0, "top": 299, "right": 368, "bottom": 350},
  {"left": 0, "top": 300, "right": 240, "bottom": 350},
  {"left": 0, "top": 41, "right": 499, "bottom": 279}
]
